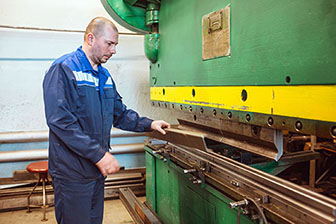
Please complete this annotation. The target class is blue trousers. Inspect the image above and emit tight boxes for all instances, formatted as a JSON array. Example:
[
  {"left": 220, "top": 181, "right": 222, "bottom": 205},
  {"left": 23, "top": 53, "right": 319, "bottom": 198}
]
[{"left": 52, "top": 177, "right": 105, "bottom": 224}]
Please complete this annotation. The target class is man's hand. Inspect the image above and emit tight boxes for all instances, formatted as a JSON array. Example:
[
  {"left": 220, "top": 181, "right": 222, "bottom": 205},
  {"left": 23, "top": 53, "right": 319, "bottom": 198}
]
[
  {"left": 151, "top": 120, "right": 170, "bottom": 135},
  {"left": 96, "top": 152, "right": 120, "bottom": 176}
]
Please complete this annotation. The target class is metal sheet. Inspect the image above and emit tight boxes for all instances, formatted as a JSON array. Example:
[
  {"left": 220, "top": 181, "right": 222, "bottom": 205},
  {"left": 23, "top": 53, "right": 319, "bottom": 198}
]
[{"left": 148, "top": 118, "right": 283, "bottom": 160}]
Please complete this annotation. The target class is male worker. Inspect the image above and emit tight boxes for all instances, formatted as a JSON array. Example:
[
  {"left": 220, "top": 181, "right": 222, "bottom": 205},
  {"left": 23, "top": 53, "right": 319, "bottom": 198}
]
[{"left": 43, "top": 17, "right": 170, "bottom": 224}]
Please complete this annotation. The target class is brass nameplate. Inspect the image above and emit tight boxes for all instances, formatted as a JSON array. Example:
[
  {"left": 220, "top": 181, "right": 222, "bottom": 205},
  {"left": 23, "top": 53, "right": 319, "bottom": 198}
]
[{"left": 202, "top": 5, "right": 231, "bottom": 60}]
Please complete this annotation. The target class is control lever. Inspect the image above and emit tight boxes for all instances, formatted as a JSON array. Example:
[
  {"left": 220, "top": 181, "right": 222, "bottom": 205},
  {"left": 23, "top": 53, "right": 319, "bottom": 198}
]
[
  {"left": 183, "top": 168, "right": 197, "bottom": 174},
  {"left": 152, "top": 149, "right": 164, "bottom": 154},
  {"left": 192, "top": 179, "right": 202, "bottom": 184},
  {"left": 230, "top": 199, "right": 249, "bottom": 209},
  {"left": 230, "top": 198, "right": 268, "bottom": 224}
]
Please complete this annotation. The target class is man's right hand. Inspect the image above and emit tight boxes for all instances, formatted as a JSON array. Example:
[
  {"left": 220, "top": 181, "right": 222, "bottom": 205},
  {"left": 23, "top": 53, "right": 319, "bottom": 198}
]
[{"left": 96, "top": 152, "right": 120, "bottom": 176}]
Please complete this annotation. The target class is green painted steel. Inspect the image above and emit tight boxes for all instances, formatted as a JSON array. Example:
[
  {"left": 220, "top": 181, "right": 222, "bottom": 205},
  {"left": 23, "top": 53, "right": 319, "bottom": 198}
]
[
  {"left": 145, "top": 151, "right": 156, "bottom": 211},
  {"left": 145, "top": 3, "right": 159, "bottom": 26},
  {"left": 145, "top": 147, "right": 255, "bottom": 224},
  {"left": 144, "top": 33, "right": 159, "bottom": 63},
  {"left": 251, "top": 161, "right": 291, "bottom": 175},
  {"left": 150, "top": 0, "right": 336, "bottom": 86},
  {"left": 101, "top": 0, "right": 150, "bottom": 34},
  {"left": 123, "top": 0, "right": 138, "bottom": 5}
]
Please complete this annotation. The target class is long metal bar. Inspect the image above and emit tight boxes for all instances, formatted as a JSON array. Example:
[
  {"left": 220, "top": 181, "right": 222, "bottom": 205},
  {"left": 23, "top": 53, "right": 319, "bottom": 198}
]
[
  {"left": 0, "top": 25, "right": 141, "bottom": 35},
  {"left": 0, "top": 149, "right": 48, "bottom": 163},
  {"left": 119, "top": 187, "right": 162, "bottom": 224},
  {"left": 0, "top": 129, "right": 145, "bottom": 143},
  {"left": 309, "top": 135, "right": 317, "bottom": 188},
  {"left": 186, "top": 145, "right": 335, "bottom": 223},
  {"left": 0, "top": 143, "right": 144, "bottom": 163},
  {"left": 149, "top": 143, "right": 336, "bottom": 224},
  {"left": 119, "top": 188, "right": 145, "bottom": 224},
  {"left": 1, "top": 168, "right": 146, "bottom": 211}
]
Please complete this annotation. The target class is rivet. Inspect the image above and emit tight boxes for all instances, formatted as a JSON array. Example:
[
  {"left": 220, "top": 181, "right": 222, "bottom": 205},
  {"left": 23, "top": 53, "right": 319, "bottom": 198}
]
[
  {"left": 295, "top": 121, "right": 303, "bottom": 131},
  {"left": 331, "top": 126, "right": 336, "bottom": 137}
]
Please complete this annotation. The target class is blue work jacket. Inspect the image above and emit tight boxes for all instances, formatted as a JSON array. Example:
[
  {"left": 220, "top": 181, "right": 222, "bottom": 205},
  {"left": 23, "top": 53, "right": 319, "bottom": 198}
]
[{"left": 43, "top": 47, "right": 153, "bottom": 180}]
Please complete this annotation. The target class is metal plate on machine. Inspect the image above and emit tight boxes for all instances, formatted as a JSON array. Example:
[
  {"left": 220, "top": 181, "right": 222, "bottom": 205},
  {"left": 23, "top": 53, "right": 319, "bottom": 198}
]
[
  {"left": 147, "top": 125, "right": 208, "bottom": 151},
  {"left": 202, "top": 5, "right": 231, "bottom": 60},
  {"left": 147, "top": 119, "right": 284, "bottom": 161}
]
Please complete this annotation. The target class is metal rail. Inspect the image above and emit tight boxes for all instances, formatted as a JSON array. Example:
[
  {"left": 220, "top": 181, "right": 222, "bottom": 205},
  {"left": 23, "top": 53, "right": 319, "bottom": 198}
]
[
  {"left": 119, "top": 187, "right": 162, "bottom": 224},
  {"left": 0, "top": 143, "right": 144, "bottom": 163},
  {"left": 0, "top": 129, "right": 144, "bottom": 143},
  {"left": 148, "top": 143, "right": 336, "bottom": 224},
  {"left": 0, "top": 168, "right": 146, "bottom": 211},
  {"left": 0, "top": 25, "right": 141, "bottom": 35}
]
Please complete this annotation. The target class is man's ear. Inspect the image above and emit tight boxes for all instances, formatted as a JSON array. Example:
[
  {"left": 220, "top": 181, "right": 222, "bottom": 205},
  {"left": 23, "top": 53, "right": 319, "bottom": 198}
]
[{"left": 87, "top": 33, "right": 94, "bottom": 46}]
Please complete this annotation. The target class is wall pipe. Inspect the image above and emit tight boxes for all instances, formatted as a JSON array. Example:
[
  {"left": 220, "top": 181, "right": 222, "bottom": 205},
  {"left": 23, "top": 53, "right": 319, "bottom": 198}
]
[
  {"left": 0, "top": 25, "right": 142, "bottom": 36},
  {"left": 0, "top": 129, "right": 145, "bottom": 143},
  {"left": 0, "top": 143, "right": 144, "bottom": 163}
]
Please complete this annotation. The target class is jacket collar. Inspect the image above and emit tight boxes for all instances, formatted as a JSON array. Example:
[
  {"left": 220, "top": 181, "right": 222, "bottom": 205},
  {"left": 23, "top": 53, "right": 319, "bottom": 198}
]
[{"left": 76, "top": 46, "right": 104, "bottom": 75}]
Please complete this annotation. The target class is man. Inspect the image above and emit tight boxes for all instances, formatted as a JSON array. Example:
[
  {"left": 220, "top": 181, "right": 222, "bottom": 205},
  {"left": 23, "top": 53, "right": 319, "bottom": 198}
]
[{"left": 43, "top": 17, "right": 170, "bottom": 224}]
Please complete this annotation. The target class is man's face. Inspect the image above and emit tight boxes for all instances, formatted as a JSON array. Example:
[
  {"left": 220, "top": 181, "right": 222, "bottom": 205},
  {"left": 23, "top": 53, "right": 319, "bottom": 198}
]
[{"left": 91, "top": 26, "right": 118, "bottom": 65}]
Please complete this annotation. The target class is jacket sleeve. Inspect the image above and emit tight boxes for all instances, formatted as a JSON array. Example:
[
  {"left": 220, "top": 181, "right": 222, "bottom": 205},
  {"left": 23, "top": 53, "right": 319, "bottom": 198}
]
[
  {"left": 43, "top": 63, "right": 106, "bottom": 164},
  {"left": 112, "top": 86, "right": 153, "bottom": 132}
]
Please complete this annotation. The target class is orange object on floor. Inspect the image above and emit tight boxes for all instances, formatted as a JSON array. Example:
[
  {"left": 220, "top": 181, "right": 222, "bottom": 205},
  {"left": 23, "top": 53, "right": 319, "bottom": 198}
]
[{"left": 26, "top": 161, "right": 52, "bottom": 222}]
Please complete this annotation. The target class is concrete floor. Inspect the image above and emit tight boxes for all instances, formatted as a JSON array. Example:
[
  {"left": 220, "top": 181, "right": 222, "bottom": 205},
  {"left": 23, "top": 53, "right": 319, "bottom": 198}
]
[{"left": 0, "top": 197, "right": 145, "bottom": 224}]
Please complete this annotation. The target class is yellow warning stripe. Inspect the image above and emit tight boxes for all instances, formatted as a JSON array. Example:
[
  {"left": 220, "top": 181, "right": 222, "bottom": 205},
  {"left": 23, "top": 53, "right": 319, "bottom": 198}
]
[{"left": 150, "top": 85, "right": 336, "bottom": 122}]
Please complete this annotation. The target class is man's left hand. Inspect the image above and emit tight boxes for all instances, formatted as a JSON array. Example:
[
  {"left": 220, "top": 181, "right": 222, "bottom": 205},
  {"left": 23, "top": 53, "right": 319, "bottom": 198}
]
[{"left": 151, "top": 120, "right": 170, "bottom": 135}]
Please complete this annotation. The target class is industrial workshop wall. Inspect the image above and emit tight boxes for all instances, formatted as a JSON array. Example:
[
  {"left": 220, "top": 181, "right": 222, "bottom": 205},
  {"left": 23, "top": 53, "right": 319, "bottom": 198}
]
[
  {"left": 0, "top": 0, "right": 176, "bottom": 178},
  {"left": 0, "top": 0, "right": 176, "bottom": 132}
]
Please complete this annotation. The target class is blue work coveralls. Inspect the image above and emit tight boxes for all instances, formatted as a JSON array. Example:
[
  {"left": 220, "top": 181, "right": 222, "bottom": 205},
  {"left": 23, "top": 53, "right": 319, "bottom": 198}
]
[{"left": 43, "top": 47, "right": 153, "bottom": 224}]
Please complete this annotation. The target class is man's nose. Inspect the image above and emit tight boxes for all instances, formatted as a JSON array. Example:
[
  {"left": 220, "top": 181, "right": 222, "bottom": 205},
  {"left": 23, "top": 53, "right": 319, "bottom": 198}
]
[{"left": 110, "top": 45, "right": 116, "bottom": 54}]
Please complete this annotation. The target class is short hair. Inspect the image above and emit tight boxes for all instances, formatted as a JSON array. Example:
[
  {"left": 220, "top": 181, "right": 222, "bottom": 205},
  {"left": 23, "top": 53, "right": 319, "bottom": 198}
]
[{"left": 84, "top": 17, "right": 118, "bottom": 41}]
